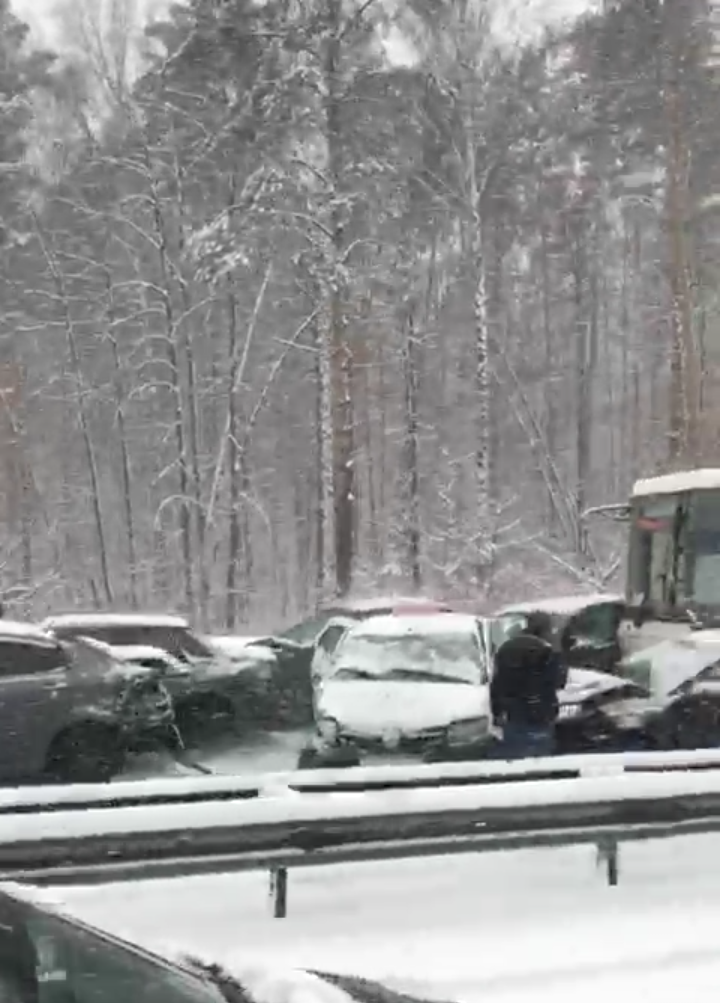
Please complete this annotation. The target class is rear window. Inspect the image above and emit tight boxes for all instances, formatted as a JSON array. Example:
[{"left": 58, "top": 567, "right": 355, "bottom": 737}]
[{"left": 0, "top": 640, "right": 68, "bottom": 677}]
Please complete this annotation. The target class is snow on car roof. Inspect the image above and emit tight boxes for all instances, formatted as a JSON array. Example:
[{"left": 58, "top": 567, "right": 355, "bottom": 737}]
[
  {"left": 632, "top": 468, "right": 720, "bottom": 497},
  {"left": 0, "top": 620, "right": 58, "bottom": 644},
  {"left": 329, "top": 596, "right": 452, "bottom": 612},
  {"left": 106, "top": 644, "right": 177, "bottom": 662},
  {"left": 498, "top": 593, "right": 623, "bottom": 617},
  {"left": 42, "top": 612, "right": 190, "bottom": 630},
  {"left": 346, "top": 612, "right": 479, "bottom": 636}
]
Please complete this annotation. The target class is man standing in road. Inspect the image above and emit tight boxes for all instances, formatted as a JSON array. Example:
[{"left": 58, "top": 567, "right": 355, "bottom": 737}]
[{"left": 490, "top": 610, "right": 567, "bottom": 759}]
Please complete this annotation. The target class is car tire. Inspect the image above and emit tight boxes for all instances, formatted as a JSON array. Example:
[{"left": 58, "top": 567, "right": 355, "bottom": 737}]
[
  {"left": 174, "top": 693, "right": 236, "bottom": 747},
  {"left": 45, "top": 724, "right": 124, "bottom": 784},
  {"left": 665, "top": 700, "right": 720, "bottom": 750},
  {"left": 297, "top": 742, "right": 360, "bottom": 770}
]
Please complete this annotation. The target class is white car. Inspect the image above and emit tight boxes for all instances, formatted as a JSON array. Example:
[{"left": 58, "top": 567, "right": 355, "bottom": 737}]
[{"left": 312, "top": 612, "right": 492, "bottom": 758}]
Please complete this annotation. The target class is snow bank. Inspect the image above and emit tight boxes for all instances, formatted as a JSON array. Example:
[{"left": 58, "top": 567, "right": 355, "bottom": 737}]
[{"left": 4, "top": 769, "right": 720, "bottom": 843}]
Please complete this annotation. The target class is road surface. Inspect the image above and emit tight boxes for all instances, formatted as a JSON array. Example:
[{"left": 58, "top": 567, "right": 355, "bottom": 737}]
[
  {"left": 56, "top": 832, "right": 720, "bottom": 1001},
  {"left": 119, "top": 727, "right": 431, "bottom": 781}
]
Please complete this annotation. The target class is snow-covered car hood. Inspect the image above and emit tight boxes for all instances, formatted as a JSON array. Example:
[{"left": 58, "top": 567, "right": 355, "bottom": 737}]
[
  {"left": 559, "top": 667, "right": 636, "bottom": 704},
  {"left": 204, "top": 635, "right": 278, "bottom": 666},
  {"left": 103, "top": 643, "right": 191, "bottom": 674},
  {"left": 620, "top": 633, "right": 720, "bottom": 697},
  {"left": 316, "top": 678, "right": 489, "bottom": 736}
]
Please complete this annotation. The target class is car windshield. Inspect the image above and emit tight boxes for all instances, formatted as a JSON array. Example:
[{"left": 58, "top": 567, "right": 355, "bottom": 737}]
[
  {"left": 53, "top": 624, "right": 213, "bottom": 661},
  {"left": 280, "top": 616, "right": 332, "bottom": 645},
  {"left": 331, "top": 629, "right": 486, "bottom": 684}
]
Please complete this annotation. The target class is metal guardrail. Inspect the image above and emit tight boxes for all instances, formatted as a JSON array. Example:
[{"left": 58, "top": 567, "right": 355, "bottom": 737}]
[
  {"left": 4, "top": 748, "right": 720, "bottom": 814},
  {"left": 4, "top": 770, "right": 720, "bottom": 916}
]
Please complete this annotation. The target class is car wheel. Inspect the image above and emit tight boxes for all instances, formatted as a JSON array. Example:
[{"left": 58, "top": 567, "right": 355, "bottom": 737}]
[
  {"left": 297, "top": 741, "right": 360, "bottom": 770},
  {"left": 174, "top": 694, "right": 236, "bottom": 747},
  {"left": 45, "top": 725, "right": 124, "bottom": 784},
  {"left": 667, "top": 700, "right": 720, "bottom": 749}
]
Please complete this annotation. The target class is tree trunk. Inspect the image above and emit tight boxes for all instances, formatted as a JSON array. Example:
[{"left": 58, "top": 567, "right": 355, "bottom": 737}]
[
  {"left": 34, "top": 224, "right": 113, "bottom": 605},
  {"left": 104, "top": 269, "right": 138, "bottom": 608},
  {"left": 324, "top": 0, "right": 355, "bottom": 597},
  {"left": 147, "top": 171, "right": 194, "bottom": 614},
  {"left": 664, "top": 2, "right": 701, "bottom": 463},
  {"left": 173, "top": 154, "right": 208, "bottom": 624},
  {"left": 401, "top": 310, "right": 421, "bottom": 588},
  {"left": 225, "top": 282, "right": 241, "bottom": 629}
]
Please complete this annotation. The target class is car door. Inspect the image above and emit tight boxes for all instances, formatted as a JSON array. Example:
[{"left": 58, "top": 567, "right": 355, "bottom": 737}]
[
  {"left": 311, "top": 619, "right": 353, "bottom": 684},
  {"left": 21, "top": 908, "right": 223, "bottom": 1003},
  {"left": 561, "top": 602, "right": 624, "bottom": 672},
  {"left": 0, "top": 638, "right": 71, "bottom": 781}
]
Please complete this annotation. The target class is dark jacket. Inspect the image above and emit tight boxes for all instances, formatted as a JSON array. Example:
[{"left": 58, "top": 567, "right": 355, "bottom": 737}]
[{"left": 491, "top": 632, "right": 567, "bottom": 727}]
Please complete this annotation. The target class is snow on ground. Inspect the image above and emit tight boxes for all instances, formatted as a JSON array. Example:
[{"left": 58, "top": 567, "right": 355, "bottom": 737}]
[
  {"left": 117, "top": 729, "right": 440, "bottom": 784},
  {"left": 13, "top": 770, "right": 720, "bottom": 841},
  {"left": 56, "top": 833, "right": 720, "bottom": 1002},
  {"left": 119, "top": 729, "right": 311, "bottom": 781}
]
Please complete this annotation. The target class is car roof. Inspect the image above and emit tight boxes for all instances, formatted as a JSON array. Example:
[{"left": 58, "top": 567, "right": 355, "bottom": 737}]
[
  {"left": 497, "top": 593, "right": 624, "bottom": 617},
  {"left": 0, "top": 620, "right": 59, "bottom": 646},
  {"left": 325, "top": 595, "right": 453, "bottom": 614},
  {"left": 107, "top": 644, "right": 176, "bottom": 661},
  {"left": 42, "top": 612, "right": 190, "bottom": 630},
  {"left": 345, "top": 612, "right": 479, "bottom": 636},
  {"left": 632, "top": 468, "right": 720, "bottom": 498}
]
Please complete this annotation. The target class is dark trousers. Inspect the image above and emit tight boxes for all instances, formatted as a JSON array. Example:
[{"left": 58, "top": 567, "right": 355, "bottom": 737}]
[{"left": 490, "top": 720, "right": 555, "bottom": 760}]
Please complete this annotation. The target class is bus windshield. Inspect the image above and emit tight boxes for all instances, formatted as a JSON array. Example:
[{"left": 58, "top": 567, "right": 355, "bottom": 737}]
[{"left": 628, "top": 489, "right": 720, "bottom": 611}]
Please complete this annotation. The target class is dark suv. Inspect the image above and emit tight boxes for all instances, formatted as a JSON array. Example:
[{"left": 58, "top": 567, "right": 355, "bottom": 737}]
[
  {"left": 0, "top": 620, "right": 175, "bottom": 784},
  {"left": 42, "top": 612, "right": 274, "bottom": 743}
]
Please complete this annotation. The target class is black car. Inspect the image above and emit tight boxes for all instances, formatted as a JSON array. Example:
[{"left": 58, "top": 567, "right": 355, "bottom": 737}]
[
  {"left": 555, "top": 638, "right": 720, "bottom": 753},
  {"left": 493, "top": 594, "right": 625, "bottom": 673},
  {"left": 0, "top": 882, "right": 451, "bottom": 1003},
  {"left": 41, "top": 613, "right": 276, "bottom": 744}
]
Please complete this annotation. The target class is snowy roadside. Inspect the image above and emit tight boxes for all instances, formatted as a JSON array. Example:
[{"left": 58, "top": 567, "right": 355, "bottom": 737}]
[{"left": 57, "top": 833, "right": 720, "bottom": 1002}]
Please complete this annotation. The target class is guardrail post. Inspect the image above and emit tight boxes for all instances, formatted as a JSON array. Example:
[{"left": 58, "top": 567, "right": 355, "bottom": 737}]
[
  {"left": 269, "top": 866, "right": 288, "bottom": 918},
  {"left": 597, "top": 839, "right": 619, "bottom": 886}
]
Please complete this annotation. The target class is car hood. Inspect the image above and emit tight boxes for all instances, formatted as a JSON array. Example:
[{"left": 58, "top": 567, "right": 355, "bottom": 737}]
[
  {"left": 316, "top": 678, "right": 488, "bottom": 736},
  {"left": 204, "top": 636, "right": 278, "bottom": 666},
  {"left": 559, "top": 667, "right": 637, "bottom": 705},
  {"left": 620, "top": 632, "right": 720, "bottom": 698},
  {"left": 186, "top": 957, "right": 453, "bottom": 1003}
]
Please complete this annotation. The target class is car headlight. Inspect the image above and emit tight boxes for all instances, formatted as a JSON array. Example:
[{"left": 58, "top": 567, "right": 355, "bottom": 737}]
[
  {"left": 316, "top": 716, "right": 340, "bottom": 742},
  {"left": 446, "top": 716, "right": 490, "bottom": 745},
  {"left": 557, "top": 703, "right": 582, "bottom": 720}
]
